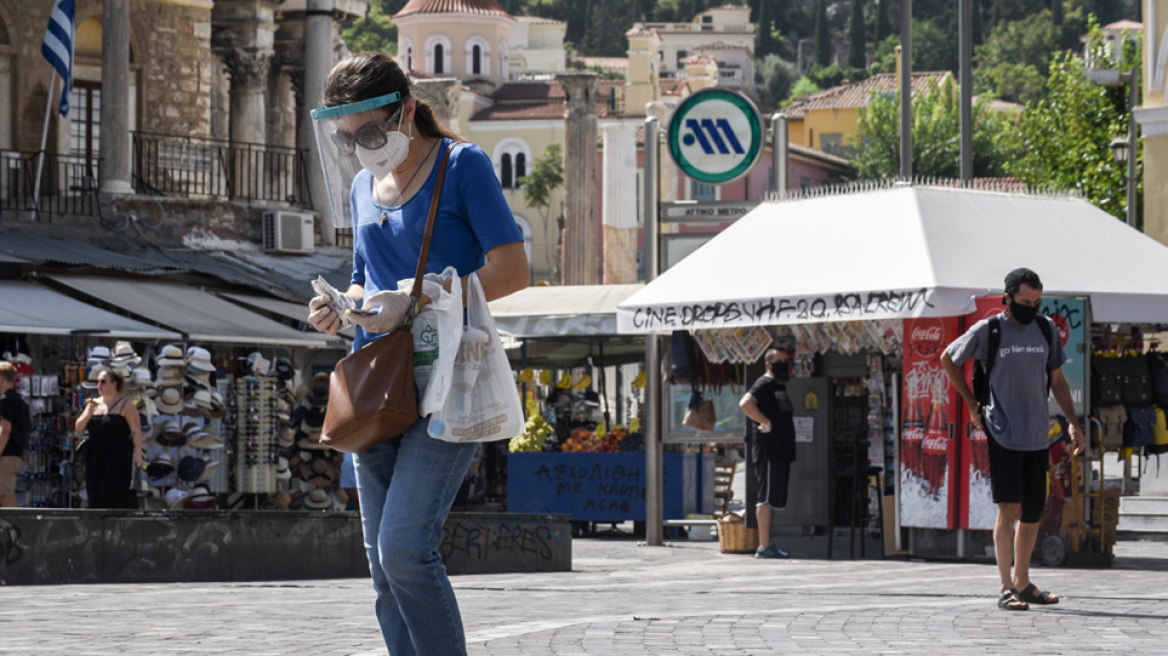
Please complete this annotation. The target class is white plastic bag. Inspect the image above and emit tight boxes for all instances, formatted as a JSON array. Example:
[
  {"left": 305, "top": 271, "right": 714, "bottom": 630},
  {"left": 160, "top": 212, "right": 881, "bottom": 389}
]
[
  {"left": 427, "top": 273, "right": 524, "bottom": 443},
  {"left": 402, "top": 266, "right": 462, "bottom": 416}
]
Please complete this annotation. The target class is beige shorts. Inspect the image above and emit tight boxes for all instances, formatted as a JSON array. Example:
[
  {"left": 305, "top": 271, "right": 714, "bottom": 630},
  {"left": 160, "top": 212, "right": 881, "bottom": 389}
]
[{"left": 0, "top": 455, "right": 22, "bottom": 495}]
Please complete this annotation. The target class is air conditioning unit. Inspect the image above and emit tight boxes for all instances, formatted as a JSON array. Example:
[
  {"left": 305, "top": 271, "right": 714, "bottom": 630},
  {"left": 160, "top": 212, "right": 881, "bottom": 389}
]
[{"left": 262, "top": 210, "right": 315, "bottom": 254}]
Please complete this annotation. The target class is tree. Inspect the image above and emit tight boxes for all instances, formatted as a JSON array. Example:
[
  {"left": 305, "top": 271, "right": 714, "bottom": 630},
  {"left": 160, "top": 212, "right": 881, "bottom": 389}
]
[
  {"left": 875, "top": 0, "right": 892, "bottom": 44},
  {"left": 785, "top": 77, "right": 822, "bottom": 105},
  {"left": 1007, "top": 50, "right": 1136, "bottom": 223},
  {"left": 520, "top": 144, "right": 565, "bottom": 282},
  {"left": 851, "top": 77, "right": 1020, "bottom": 179},
  {"left": 340, "top": 0, "right": 398, "bottom": 55},
  {"left": 869, "top": 19, "right": 958, "bottom": 75},
  {"left": 815, "top": 0, "right": 832, "bottom": 67},
  {"left": 973, "top": 11, "right": 1059, "bottom": 103},
  {"left": 848, "top": 0, "right": 867, "bottom": 69},
  {"left": 756, "top": 54, "right": 800, "bottom": 111},
  {"left": 757, "top": 0, "right": 777, "bottom": 58}
]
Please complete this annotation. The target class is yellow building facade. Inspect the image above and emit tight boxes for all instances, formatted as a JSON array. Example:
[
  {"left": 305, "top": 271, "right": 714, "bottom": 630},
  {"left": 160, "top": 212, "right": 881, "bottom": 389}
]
[{"left": 1136, "top": 0, "right": 1168, "bottom": 244}]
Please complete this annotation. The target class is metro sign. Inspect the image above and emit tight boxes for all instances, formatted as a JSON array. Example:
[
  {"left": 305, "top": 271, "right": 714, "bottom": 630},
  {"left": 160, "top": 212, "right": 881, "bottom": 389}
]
[{"left": 667, "top": 88, "right": 764, "bottom": 185}]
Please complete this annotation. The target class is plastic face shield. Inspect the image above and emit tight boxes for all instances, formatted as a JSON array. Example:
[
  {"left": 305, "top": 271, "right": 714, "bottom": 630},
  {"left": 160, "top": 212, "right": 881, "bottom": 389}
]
[{"left": 310, "top": 91, "right": 403, "bottom": 230}]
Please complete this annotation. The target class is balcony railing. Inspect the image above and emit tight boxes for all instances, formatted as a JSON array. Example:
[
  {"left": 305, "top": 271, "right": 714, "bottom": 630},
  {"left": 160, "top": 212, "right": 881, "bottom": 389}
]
[
  {"left": 133, "top": 132, "right": 312, "bottom": 207},
  {"left": 0, "top": 149, "right": 100, "bottom": 217}
]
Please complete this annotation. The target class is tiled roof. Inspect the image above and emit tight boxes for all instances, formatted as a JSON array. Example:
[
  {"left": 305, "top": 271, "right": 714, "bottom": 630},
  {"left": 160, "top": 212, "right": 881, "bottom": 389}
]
[
  {"left": 1102, "top": 20, "right": 1142, "bottom": 31},
  {"left": 660, "top": 79, "right": 689, "bottom": 96},
  {"left": 681, "top": 55, "right": 717, "bottom": 66},
  {"left": 394, "top": 0, "right": 511, "bottom": 19},
  {"left": 470, "top": 80, "right": 627, "bottom": 121},
  {"left": 782, "top": 72, "right": 950, "bottom": 118}
]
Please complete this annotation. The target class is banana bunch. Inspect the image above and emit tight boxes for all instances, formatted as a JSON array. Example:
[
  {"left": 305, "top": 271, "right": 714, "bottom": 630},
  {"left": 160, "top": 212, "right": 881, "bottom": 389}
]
[{"left": 508, "top": 414, "right": 552, "bottom": 452}]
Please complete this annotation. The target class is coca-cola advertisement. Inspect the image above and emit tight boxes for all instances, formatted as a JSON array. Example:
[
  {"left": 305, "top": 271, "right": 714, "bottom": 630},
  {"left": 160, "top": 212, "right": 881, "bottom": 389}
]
[
  {"left": 959, "top": 296, "right": 1087, "bottom": 530},
  {"left": 900, "top": 317, "right": 961, "bottom": 529}
]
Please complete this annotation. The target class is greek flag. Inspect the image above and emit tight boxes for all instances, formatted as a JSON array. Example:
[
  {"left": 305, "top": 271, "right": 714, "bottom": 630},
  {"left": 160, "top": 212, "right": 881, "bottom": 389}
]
[{"left": 41, "top": 0, "right": 75, "bottom": 116}]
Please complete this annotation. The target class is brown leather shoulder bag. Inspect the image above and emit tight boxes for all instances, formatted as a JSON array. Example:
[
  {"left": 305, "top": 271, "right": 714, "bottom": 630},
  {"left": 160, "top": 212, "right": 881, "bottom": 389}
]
[{"left": 320, "top": 143, "right": 454, "bottom": 453}]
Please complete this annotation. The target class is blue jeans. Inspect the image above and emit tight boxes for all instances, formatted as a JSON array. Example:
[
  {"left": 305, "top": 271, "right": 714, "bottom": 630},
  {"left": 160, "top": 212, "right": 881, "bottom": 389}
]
[{"left": 354, "top": 417, "right": 477, "bottom": 655}]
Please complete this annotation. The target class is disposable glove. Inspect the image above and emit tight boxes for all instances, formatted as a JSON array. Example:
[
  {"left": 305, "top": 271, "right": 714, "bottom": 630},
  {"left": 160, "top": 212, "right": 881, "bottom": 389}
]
[
  {"left": 396, "top": 277, "right": 445, "bottom": 308},
  {"left": 307, "top": 295, "right": 342, "bottom": 336},
  {"left": 346, "top": 289, "right": 415, "bottom": 334}
]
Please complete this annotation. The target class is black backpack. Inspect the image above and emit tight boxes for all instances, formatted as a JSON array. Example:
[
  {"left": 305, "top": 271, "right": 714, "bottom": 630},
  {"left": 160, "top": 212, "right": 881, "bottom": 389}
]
[{"left": 972, "top": 315, "right": 1054, "bottom": 406}]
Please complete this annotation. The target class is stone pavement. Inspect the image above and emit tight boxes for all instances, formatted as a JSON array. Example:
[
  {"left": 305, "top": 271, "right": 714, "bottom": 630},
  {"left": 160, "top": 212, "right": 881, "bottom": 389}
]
[{"left": 2, "top": 537, "right": 1166, "bottom": 655}]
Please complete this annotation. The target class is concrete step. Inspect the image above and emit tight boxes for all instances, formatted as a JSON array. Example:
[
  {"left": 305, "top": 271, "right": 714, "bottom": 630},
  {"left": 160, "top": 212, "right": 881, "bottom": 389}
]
[{"left": 1117, "top": 496, "right": 1168, "bottom": 533}]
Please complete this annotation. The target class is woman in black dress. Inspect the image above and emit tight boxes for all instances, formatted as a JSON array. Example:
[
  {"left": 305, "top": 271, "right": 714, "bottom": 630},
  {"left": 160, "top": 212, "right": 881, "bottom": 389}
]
[{"left": 75, "top": 369, "right": 144, "bottom": 508}]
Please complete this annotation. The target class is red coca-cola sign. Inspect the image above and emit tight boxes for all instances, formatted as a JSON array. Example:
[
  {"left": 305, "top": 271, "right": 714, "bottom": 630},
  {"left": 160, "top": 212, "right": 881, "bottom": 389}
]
[
  {"left": 1050, "top": 312, "right": 1069, "bottom": 346},
  {"left": 908, "top": 318, "right": 947, "bottom": 358}
]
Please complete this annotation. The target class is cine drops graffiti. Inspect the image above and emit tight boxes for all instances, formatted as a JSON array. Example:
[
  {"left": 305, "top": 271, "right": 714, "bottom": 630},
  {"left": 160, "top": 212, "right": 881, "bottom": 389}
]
[{"left": 630, "top": 288, "right": 935, "bottom": 330}]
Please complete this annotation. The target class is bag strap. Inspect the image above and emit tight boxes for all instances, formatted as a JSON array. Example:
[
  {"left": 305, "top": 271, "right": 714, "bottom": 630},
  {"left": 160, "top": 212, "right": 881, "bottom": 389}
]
[
  {"left": 985, "top": 315, "right": 1001, "bottom": 378},
  {"left": 410, "top": 141, "right": 455, "bottom": 300}
]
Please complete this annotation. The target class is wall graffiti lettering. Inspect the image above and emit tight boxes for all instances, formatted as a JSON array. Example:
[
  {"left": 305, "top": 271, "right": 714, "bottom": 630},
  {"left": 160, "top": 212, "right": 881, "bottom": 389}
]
[
  {"left": 630, "top": 288, "right": 934, "bottom": 330},
  {"left": 441, "top": 520, "right": 558, "bottom": 562}
]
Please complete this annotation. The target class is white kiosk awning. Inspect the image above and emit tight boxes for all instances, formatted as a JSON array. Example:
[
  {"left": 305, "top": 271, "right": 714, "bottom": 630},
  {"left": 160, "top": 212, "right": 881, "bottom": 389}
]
[
  {"left": 0, "top": 280, "right": 181, "bottom": 340},
  {"left": 618, "top": 186, "right": 1168, "bottom": 333}
]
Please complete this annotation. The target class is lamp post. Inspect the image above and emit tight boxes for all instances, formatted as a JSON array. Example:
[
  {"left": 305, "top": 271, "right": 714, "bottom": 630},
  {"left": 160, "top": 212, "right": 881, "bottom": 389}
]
[{"left": 1087, "top": 65, "right": 1139, "bottom": 229}]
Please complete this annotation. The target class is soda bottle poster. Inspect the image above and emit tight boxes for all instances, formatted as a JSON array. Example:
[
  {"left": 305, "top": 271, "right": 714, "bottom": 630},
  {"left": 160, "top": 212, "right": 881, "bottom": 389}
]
[
  {"left": 960, "top": 298, "right": 1003, "bottom": 530},
  {"left": 1039, "top": 297, "right": 1086, "bottom": 418},
  {"left": 900, "top": 316, "right": 961, "bottom": 529}
]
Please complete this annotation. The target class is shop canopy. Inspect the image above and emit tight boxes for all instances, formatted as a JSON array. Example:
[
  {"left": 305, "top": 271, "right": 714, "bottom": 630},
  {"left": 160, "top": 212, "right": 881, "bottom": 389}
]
[
  {"left": 488, "top": 284, "right": 646, "bottom": 368},
  {"left": 618, "top": 186, "right": 1168, "bottom": 333},
  {"left": 0, "top": 280, "right": 180, "bottom": 340},
  {"left": 218, "top": 292, "right": 355, "bottom": 342},
  {"left": 47, "top": 275, "right": 335, "bottom": 348}
]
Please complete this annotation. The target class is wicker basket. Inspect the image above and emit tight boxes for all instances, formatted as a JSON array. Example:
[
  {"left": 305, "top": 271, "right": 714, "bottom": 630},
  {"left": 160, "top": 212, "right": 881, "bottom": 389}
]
[{"left": 717, "top": 521, "right": 758, "bottom": 554}]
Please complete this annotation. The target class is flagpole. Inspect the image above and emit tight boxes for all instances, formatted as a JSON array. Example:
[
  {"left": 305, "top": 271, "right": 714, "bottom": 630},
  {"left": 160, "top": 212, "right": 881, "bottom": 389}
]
[{"left": 32, "top": 72, "right": 57, "bottom": 211}]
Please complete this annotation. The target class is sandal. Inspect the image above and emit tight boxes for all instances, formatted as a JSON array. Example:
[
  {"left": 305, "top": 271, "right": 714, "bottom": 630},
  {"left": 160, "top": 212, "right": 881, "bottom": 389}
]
[
  {"left": 1017, "top": 583, "right": 1059, "bottom": 605},
  {"left": 998, "top": 589, "right": 1029, "bottom": 611}
]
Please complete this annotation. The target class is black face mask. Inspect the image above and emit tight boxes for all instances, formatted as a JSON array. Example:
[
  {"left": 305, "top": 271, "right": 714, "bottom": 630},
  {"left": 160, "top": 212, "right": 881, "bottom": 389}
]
[
  {"left": 1009, "top": 301, "right": 1040, "bottom": 325},
  {"left": 769, "top": 361, "right": 790, "bottom": 380}
]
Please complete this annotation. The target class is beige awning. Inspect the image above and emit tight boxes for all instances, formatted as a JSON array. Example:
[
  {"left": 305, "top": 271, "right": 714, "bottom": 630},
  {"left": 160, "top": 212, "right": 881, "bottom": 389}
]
[{"left": 0, "top": 280, "right": 181, "bottom": 340}]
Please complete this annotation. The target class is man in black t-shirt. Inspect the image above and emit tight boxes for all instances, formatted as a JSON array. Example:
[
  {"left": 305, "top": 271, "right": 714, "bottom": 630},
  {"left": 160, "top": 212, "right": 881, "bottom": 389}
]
[
  {"left": 739, "top": 348, "right": 796, "bottom": 559},
  {"left": 0, "top": 361, "right": 30, "bottom": 508}
]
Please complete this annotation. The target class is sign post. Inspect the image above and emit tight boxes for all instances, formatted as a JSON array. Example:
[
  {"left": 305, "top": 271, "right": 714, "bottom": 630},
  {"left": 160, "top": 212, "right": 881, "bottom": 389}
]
[{"left": 667, "top": 88, "right": 764, "bottom": 185}]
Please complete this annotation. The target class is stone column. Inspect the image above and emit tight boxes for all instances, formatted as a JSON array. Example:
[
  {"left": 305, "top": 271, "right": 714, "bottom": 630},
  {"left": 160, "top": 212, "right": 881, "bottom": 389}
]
[
  {"left": 99, "top": 0, "right": 133, "bottom": 195},
  {"left": 222, "top": 48, "right": 272, "bottom": 201},
  {"left": 556, "top": 72, "right": 600, "bottom": 285},
  {"left": 602, "top": 122, "right": 638, "bottom": 284},
  {"left": 412, "top": 77, "right": 460, "bottom": 135},
  {"left": 303, "top": 0, "right": 335, "bottom": 243}
]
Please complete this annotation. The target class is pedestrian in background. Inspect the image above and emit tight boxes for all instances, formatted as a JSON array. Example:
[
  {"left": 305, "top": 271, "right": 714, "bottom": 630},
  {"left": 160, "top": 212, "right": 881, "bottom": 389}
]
[
  {"left": 74, "top": 369, "right": 144, "bottom": 509},
  {"left": 941, "top": 268, "right": 1085, "bottom": 611},
  {"left": 739, "top": 348, "right": 796, "bottom": 559},
  {"left": 306, "top": 51, "right": 528, "bottom": 655},
  {"left": 0, "top": 361, "right": 30, "bottom": 508}
]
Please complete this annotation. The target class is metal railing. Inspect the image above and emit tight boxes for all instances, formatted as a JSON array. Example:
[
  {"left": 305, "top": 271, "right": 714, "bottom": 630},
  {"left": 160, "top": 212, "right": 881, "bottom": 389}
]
[
  {"left": 132, "top": 132, "right": 312, "bottom": 207},
  {"left": 0, "top": 149, "right": 100, "bottom": 217}
]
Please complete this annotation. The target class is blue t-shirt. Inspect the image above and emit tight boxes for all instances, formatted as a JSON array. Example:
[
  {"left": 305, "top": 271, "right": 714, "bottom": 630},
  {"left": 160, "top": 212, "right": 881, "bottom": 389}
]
[
  {"left": 349, "top": 138, "right": 523, "bottom": 351},
  {"left": 946, "top": 311, "right": 1066, "bottom": 451}
]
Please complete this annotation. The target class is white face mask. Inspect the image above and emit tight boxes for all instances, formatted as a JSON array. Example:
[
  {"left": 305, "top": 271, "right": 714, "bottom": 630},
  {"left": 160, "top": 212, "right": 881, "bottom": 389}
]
[{"left": 356, "top": 120, "right": 412, "bottom": 180}]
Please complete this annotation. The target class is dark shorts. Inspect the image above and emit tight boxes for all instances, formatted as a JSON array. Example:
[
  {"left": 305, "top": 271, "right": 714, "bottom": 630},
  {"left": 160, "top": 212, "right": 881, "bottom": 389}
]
[
  {"left": 986, "top": 430, "right": 1048, "bottom": 523},
  {"left": 754, "top": 458, "right": 791, "bottom": 510}
]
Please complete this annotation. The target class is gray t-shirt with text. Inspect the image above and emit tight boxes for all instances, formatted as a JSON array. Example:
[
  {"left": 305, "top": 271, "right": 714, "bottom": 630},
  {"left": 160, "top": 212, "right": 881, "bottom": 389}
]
[{"left": 946, "top": 311, "right": 1066, "bottom": 451}]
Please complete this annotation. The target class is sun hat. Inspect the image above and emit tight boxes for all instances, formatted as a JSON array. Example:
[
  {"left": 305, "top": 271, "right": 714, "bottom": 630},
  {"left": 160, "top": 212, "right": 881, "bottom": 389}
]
[
  {"left": 276, "top": 457, "right": 291, "bottom": 481},
  {"left": 181, "top": 399, "right": 205, "bottom": 418},
  {"left": 304, "top": 376, "right": 329, "bottom": 408},
  {"left": 154, "top": 419, "right": 187, "bottom": 447},
  {"left": 207, "top": 391, "right": 225, "bottom": 420},
  {"left": 273, "top": 357, "right": 295, "bottom": 382},
  {"left": 197, "top": 459, "right": 220, "bottom": 483},
  {"left": 298, "top": 430, "right": 327, "bottom": 451},
  {"left": 109, "top": 341, "right": 140, "bottom": 366},
  {"left": 192, "top": 389, "right": 214, "bottom": 411},
  {"left": 177, "top": 455, "right": 207, "bottom": 482},
  {"left": 267, "top": 489, "right": 292, "bottom": 510},
  {"left": 155, "top": 386, "right": 184, "bottom": 415},
  {"left": 165, "top": 488, "right": 190, "bottom": 510},
  {"left": 156, "top": 344, "right": 186, "bottom": 367},
  {"left": 183, "top": 485, "right": 217, "bottom": 510},
  {"left": 303, "top": 488, "right": 332, "bottom": 510},
  {"left": 185, "top": 346, "right": 216, "bottom": 373},
  {"left": 277, "top": 426, "right": 296, "bottom": 448},
  {"left": 146, "top": 452, "right": 176, "bottom": 480},
  {"left": 129, "top": 367, "right": 154, "bottom": 390},
  {"left": 190, "top": 432, "right": 225, "bottom": 450},
  {"left": 87, "top": 345, "right": 111, "bottom": 366}
]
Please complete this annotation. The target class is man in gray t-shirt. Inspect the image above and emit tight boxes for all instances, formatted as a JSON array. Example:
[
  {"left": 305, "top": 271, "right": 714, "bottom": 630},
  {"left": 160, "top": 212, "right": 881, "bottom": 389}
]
[{"left": 941, "top": 268, "right": 1084, "bottom": 612}]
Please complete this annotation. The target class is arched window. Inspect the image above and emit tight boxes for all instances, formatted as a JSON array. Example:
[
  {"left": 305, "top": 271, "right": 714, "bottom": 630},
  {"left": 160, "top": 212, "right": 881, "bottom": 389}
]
[
  {"left": 500, "top": 153, "right": 513, "bottom": 189},
  {"left": 424, "top": 34, "right": 452, "bottom": 76},
  {"left": 464, "top": 36, "right": 490, "bottom": 78},
  {"left": 492, "top": 138, "right": 532, "bottom": 190}
]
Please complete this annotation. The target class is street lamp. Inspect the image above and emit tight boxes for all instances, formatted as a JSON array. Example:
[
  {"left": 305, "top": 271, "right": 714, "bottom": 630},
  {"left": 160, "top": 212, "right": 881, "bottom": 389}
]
[{"left": 1086, "top": 66, "right": 1139, "bottom": 229}]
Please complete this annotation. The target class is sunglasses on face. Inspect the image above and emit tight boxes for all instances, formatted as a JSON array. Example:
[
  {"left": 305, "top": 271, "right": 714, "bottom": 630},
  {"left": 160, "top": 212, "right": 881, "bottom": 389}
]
[{"left": 330, "top": 107, "right": 402, "bottom": 155}]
